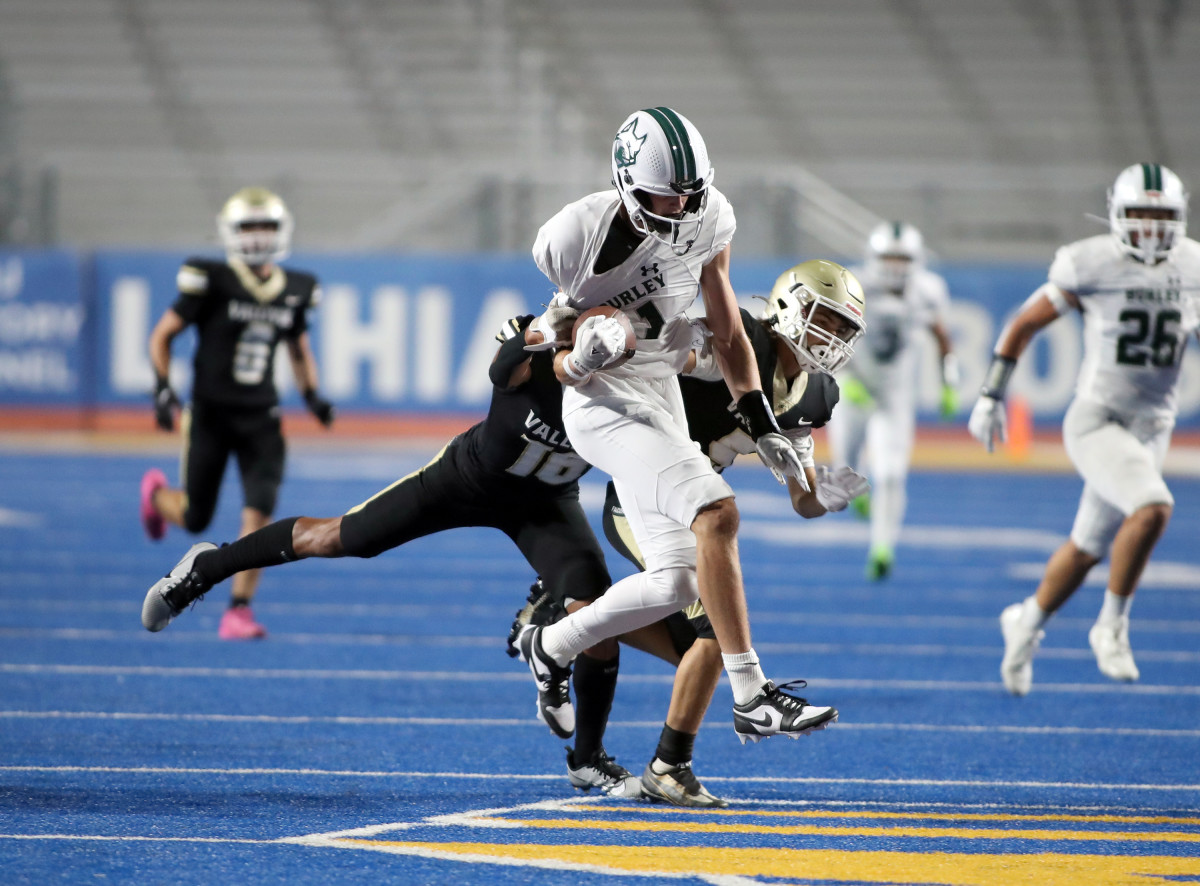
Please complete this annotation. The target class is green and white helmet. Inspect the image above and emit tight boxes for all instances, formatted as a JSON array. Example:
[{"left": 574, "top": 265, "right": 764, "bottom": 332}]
[
  {"left": 1108, "top": 163, "right": 1188, "bottom": 264},
  {"left": 217, "top": 186, "right": 294, "bottom": 265},
  {"left": 611, "top": 107, "right": 714, "bottom": 255},
  {"left": 865, "top": 220, "right": 925, "bottom": 292},
  {"left": 762, "top": 259, "right": 866, "bottom": 375}
]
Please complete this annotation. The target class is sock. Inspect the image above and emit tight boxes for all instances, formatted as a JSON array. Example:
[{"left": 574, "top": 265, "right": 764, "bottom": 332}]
[
  {"left": 1018, "top": 595, "right": 1050, "bottom": 631},
  {"left": 1097, "top": 589, "right": 1133, "bottom": 625},
  {"left": 571, "top": 651, "right": 618, "bottom": 763},
  {"left": 229, "top": 597, "right": 250, "bottom": 609},
  {"left": 193, "top": 517, "right": 299, "bottom": 587},
  {"left": 652, "top": 724, "right": 695, "bottom": 769},
  {"left": 723, "top": 649, "right": 767, "bottom": 706}
]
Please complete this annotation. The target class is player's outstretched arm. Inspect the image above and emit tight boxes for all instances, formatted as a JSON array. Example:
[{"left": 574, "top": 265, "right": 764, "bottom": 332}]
[{"left": 969, "top": 284, "right": 1078, "bottom": 453}]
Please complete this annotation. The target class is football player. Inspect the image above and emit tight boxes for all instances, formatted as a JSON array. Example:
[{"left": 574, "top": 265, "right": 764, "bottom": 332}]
[
  {"left": 969, "top": 163, "right": 1199, "bottom": 695},
  {"left": 139, "top": 187, "right": 335, "bottom": 640},
  {"left": 139, "top": 313, "right": 649, "bottom": 795},
  {"left": 827, "top": 221, "right": 958, "bottom": 580},
  {"left": 513, "top": 260, "right": 869, "bottom": 806},
  {"left": 514, "top": 107, "right": 841, "bottom": 747}
]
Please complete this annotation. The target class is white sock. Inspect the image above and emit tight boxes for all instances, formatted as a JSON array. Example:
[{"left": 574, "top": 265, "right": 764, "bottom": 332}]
[
  {"left": 1097, "top": 589, "right": 1132, "bottom": 625},
  {"left": 723, "top": 649, "right": 767, "bottom": 705},
  {"left": 1018, "top": 595, "right": 1050, "bottom": 631}
]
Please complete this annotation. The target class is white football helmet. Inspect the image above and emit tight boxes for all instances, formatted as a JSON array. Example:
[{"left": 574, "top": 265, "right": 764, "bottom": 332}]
[
  {"left": 865, "top": 221, "right": 924, "bottom": 292},
  {"left": 1108, "top": 163, "right": 1188, "bottom": 264},
  {"left": 611, "top": 107, "right": 714, "bottom": 255},
  {"left": 762, "top": 259, "right": 866, "bottom": 375},
  {"left": 217, "top": 187, "right": 293, "bottom": 265}
]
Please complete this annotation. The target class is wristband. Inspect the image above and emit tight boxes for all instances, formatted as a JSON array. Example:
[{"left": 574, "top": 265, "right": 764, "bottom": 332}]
[
  {"left": 980, "top": 354, "right": 1016, "bottom": 400},
  {"left": 736, "top": 390, "right": 781, "bottom": 440},
  {"left": 562, "top": 352, "right": 592, "bottom": 383}
]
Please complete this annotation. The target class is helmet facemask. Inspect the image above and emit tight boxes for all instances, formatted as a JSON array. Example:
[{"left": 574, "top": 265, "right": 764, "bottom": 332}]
[
  {"left": 218, "top": 187, "right": 294, "bottom": 266},
  {"left": 1108, "top": 163, "right": 1188, "bottom": 264},
  {"left": 612, "top": 107, "right": 714, "bottom": 256},
  {"left": 762, "top": 260, "right": 867, "bottom": 376}
]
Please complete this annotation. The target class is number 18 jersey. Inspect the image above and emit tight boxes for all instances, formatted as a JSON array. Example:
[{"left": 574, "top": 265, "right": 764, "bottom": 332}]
[{"left": 1051, "top": 234, "right": 1200, "bottom": 420}]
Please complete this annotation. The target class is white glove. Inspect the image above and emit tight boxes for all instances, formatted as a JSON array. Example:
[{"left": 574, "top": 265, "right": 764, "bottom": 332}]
[
  {"left": 569, "top": 315, "right": 629, "bottom": 373},
  {"left": 755, "top": 432, "right": 810, "bottom": 492},
  {"left": 524, "top": 294, "right": 579, "bottom": 352},
  {"left": 968, "top": 395, "right": 1006, "bottom": 453},
  {"left": 814, "top": 465, "right": 870, "bottom": 513},
  {"left": 782, "top": 429, "right": 816, "bottom": 470}
]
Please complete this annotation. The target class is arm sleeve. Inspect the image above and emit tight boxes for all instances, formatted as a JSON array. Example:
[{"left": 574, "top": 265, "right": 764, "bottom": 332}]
[{"left": 488, "top": 315, "right": 536, "bottom": 388}]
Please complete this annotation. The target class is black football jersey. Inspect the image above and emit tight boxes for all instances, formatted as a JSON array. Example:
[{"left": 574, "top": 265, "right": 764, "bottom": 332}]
[
  {"left": 172, "top": 257, "right": 320, "bottom": 408},
  {"left": 458, "top": 316, "right": 591, "bottom": 495},
  {"left": 679, "top": 308, "right": 840, "bottom": 470}
]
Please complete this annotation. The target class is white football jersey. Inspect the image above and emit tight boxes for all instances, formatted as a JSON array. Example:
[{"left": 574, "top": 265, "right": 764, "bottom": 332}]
[
  {"left": 841, "top": 263, "right": 950, "bottom": 402},
  {"left": 533, "top": 187, "right": 737, "bottom": 378},
  {"left": 1051, "top": 234, "right": 1200, "bottom": 419}
]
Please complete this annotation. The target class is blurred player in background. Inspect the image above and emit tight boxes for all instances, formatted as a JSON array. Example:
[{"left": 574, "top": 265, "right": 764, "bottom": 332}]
[
  {"left": 513, "top": 260, "right": 868, "bottom": 807},
  {"left": 514, "top": 106, "right": 846, "bottom": 745},
  {"left": 828, "top": 221, "right": 958, "bottom": 580},
  {"left": 139, "top": 187, "right": 335, "bottom": 640},
  {"left": 969, "top": 163, "right": 1199, "bottom": 695}
]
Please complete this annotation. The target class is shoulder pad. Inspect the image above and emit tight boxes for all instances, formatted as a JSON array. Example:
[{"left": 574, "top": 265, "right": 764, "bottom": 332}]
[
  {"left": 176, "top": 259, "right": 214, "bottom": 295},
  {"left": 794, "top": 372, "right": 840, "bottom": 429}
]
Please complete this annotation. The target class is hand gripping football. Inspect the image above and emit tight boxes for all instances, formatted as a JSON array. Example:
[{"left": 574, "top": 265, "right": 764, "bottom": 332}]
[{"left": 571, "top": 306, "right": 637, "bottom": 369}]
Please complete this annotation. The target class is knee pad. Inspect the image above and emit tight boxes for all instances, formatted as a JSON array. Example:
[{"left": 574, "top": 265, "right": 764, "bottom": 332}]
[{"left": 642, "top": 565, "right": 699, "bottom": 610}]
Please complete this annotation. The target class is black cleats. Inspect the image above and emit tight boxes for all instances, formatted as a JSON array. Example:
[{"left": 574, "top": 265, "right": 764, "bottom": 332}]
[
  {"left": 141, "top": 542, "right": 217, "bottom": 632},
  {"left": 515, "top": 624, "right": 575, "bottom": 738},
  {"left": 506, "top": 578, "right": 565, "bottom": 658},
  {"left": 732, "top": 679, "right": 837, "bottom": 744},
  {"left": 566, "top": 747, "right": 641, "bottom": 797}
]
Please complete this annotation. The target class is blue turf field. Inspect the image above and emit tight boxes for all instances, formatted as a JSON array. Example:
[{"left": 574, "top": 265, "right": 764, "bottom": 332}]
[{"left": 1, "top": 445, "right": 1198, "bottom": 885}]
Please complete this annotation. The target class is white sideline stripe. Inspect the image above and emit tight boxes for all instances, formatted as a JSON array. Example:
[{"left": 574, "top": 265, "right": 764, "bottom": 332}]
[
  {"left": 4, "top": 629, "right": 1200, "bottom": 663},
  {"left": 1, "top": 765, "right": 1196, "bottom": 793},
  {"left": 0, "top": 834, "right": 275, "bottom": 844},
  {"left": 5, "top": 710, "right": 1200, "bottom": 738},
  {"left": 4, "top": 663, "right": 1198, "bottom": 694}
]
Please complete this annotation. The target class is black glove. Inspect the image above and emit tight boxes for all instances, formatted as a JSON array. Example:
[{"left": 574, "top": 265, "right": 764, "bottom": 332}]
[
  {"left": 304, "top": 389, "right": 335, "bottom": 428},
  {"left": 153, "top": 377, "right": 180, "bottom": 432}
]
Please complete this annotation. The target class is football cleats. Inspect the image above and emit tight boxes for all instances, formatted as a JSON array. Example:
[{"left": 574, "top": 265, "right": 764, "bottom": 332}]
[
  {"left": 762, "top": 259, "right": 866, "bottom": 375},
  {"left": 1108, "top": 163, "right": 1188, "bottom": 264},
  {"left": 865, "top": 220, "right": 925, "bottom": 292},
  {"left": 217, "top": 187, "right": 294, "bottom": 266},
  {"left": 611, "top": 107, "right": 714, "bottom": 255}
]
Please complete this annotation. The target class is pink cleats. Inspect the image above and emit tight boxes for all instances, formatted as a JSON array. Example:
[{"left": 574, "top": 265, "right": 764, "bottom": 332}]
[
  {"left": 219, "top": 606, "right": 267, "bottom": 640},
  {"left": 140, "top": 468, "right": 168, "bottom": 540}
]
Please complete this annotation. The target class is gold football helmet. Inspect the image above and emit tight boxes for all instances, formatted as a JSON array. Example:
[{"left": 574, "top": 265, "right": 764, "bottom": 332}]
[
  {"left": 217, "top": 187, "right": 293, "bottom": 265},
  {"left": 762, "top": 259, "right": 866, "bottom": 375}
]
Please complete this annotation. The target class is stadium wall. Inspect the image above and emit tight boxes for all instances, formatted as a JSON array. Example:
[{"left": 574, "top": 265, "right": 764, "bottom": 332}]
[{"left": 4, "top": 248, "right": 1200, "bottom": 432}]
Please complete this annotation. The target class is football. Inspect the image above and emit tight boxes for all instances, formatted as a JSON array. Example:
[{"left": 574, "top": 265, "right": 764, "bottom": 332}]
[{"left": 572, "top": 306, "right": 637, "bottom": 368}]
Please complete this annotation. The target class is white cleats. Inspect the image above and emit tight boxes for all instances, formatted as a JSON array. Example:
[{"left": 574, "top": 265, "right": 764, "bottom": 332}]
[
  {"left": 1089, "top": 618, "right": 1140, "bottom": 682},
  {"left": 1000, "top": 601, "right": 1043, "bottom": 696}
]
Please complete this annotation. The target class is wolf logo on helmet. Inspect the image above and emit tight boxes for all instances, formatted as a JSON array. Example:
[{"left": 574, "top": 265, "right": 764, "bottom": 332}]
[
  {"left": 761, "top": 259, "right": 866, "bottom": 375},
  {"left": 610, "top": 107, "right": 715, "bottom": 255}
]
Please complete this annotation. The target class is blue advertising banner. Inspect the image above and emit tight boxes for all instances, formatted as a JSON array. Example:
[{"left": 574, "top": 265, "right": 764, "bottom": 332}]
[
  {"left": 0, "top": 249, "right": 87, "bottom": 405},
  {"left": 9, "top": 248, "right": 1200, "bottom": 427}
]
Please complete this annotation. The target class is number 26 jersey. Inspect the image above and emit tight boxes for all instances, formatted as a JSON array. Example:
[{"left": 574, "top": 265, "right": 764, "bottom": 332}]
[{"left": 1050, "top": 233, "right": 1200, "bottom": 421}]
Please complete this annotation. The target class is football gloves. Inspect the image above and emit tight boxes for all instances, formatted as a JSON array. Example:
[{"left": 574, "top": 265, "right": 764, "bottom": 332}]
[
  {"left": 968, "top": 395, "right": 1006, "bottom": 453},
  {"left": 304, "top": 389, "right": 336, "bottom": 428},
  {"left": 153, "top": 378, "right": 180, "bottom": 432},
  {"left": 563, "top": 315, "right": 629, "bottom": 381},
  {"left": 755, "top": 432, "right": 810, "bottom": 492},
  {"left": 814, "top": 465, "right": 870, "bottom": 513}
]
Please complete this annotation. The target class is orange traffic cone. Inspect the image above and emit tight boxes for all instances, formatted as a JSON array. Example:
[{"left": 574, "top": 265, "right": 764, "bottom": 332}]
[{"left": 1006, "top": 395, "right": 1032, "bottom": 461}]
